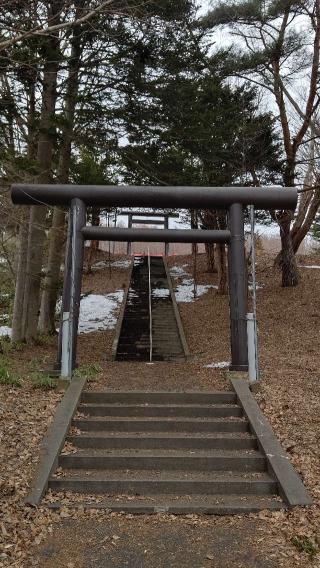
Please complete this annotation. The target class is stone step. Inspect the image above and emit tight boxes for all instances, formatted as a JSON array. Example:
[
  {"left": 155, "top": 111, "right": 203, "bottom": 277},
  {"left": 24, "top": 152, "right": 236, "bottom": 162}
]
[
  {"left": 59, "top": 451, "right": 266, "bottom": 472},
  {"left": 78, "top": 404, "right": 243, "bottom": 418},
  {"left": 72, "top": 416, "right": 249, "bottom": 433},
  {"left": 81, "top": 392, "right": 238, "bottom": 405},
  {"left": 46, "top": 494, "right": 284, "bottom": 514},
  {"left": 49, "top": 472, "right": 277, "bottom": 496},
  {"left": 67, "top": 433, "right": 257, "bottom": 450}
]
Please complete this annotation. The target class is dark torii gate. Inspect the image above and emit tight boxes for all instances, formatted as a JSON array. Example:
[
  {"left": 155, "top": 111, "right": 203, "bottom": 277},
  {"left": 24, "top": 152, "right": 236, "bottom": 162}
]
[
  {"left": 119, "top": 210, "right": 180, "bottom": 255},
  {"left": 11, "top": 184, "right": 297, "bottom": 378}
]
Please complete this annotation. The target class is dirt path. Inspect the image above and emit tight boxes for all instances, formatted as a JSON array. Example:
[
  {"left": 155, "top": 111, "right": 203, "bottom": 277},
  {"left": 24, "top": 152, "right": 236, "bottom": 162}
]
[{"left": 36, "top": 515, "right": 278, "bottom": 568}]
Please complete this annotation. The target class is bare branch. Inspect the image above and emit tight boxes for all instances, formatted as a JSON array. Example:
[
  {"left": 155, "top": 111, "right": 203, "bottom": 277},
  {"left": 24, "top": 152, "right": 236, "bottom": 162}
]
[{"left": 0, "top": 0, "right": 116, "bottom": 52}]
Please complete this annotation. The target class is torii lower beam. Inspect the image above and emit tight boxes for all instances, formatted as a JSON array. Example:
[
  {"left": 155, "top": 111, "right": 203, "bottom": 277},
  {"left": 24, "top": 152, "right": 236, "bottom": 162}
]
[{"left": 82, "top": 227, "right": 231, "bottom": 243}]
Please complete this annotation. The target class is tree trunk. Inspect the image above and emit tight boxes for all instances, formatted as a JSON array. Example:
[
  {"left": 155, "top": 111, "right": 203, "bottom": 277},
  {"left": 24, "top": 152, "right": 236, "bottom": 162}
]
[
  {"left": 11, "top": 210, "right": 29, "bottom": 341},
  {"left": 202, "top": 210, "right": 217, "bottom": 272},
  {"left": 38, "top": 7, "right": 83, "bottom": 333},
  {"left": 86, "top": 208, "right": 100, "bottom": 273},
  {"left": 38, "top": 208, "right": 66, "bottom": 333},
  {"left": 292, "top": 189, "right": 320, "bottom": 253},
  {"left": 274, "top": 159, "right": 299, "bottom": 285},
  {"left": 23, "top": 3, "right": 62, "bottom": 339},
  {"left": 279, "top": 213, "right": 299, "bottom": 287},
  {"left": 12, "top": 60, "right": 37, "bottom": 342},
  {"left": 215, "top": 243, "right": 228, "bottom": 295},
  {"left": 204, "top": 242, "right": 216, "bottom": 273},
  {"left": 290, "top": 137, "right": 319, "bottom": 253}
]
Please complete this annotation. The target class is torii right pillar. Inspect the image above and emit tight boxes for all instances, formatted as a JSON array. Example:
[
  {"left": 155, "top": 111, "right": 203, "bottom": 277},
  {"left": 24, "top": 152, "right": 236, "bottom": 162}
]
[{"left": 228, "top": 203, "right": 248, "bottom": 371}]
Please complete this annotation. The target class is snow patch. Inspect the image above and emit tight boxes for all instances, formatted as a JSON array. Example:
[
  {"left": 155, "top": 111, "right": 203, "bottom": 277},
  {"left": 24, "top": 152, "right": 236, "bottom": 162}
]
[
  {"left": 152, "top": 288, "right": 170, "bottom": 299},
  {"left": 0, "top": 326, "right": 12, "bottom": 337},
  {"left": 298, "top": 264, "right": 320, "bottom": 269},
  {"left": 175, "top": 278, "right": 217, "bottom": 303},
  {"left": 92, "top": 259, "right": 131, "bottom": 271},
  {"left": 205, "top": 361, "right": 230, "bottom": 369},
  {"left": 79, "top": 291, "right": 124, "bottom": 334},
  {"left": 111, "top": 259, "right": 132, "bottom": 269},
  {"left": 170, "top": 264, "right": 190, "bottom": 278}
]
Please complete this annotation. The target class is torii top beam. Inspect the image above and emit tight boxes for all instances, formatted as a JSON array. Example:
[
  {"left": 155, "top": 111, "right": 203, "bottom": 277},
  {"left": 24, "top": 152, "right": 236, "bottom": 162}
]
[{"left": 11, "top": 184, "right": 297, "bottom": 211}]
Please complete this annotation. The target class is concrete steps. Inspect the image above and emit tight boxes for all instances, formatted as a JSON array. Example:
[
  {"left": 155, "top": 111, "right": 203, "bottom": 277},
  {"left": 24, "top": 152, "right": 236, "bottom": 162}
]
[
  {"left": 48, "top": 494, "right": 283, "bottom": 515},
  {"left": 67, "top": 433, "right": 257, "bottom": 450},
  {"left": 48, "top": 390, "right": 286, "bottom": 513}
]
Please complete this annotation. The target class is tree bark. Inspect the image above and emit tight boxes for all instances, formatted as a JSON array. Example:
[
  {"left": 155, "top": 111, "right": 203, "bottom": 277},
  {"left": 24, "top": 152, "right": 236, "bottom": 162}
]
[
  {"left": 38, "top": 208, "right": 66, "bottom": 333},
  {"left": 11, "top": 210, "right": 29, "bottom": 342},
  {"left": 11, "top": 58, "right": 37, "bottom": 342},
  {"left": 292, "top": 189, "right": 320, "bottom": 253},
  {"left": 290, "top": 136, "right": 320, "bottom": 253},
  {"left": 23, "top": 2, "right": 62, "bottom": 340},
  {"left": 278, "top": 212, "right": 299, "bottom": 287},
  {"left": 38, "top": 5, "right": 83, "bottom": 333},
  {"left": 86, "top": 208, "right": 100, "bottom": 273},
  {"left": 204, "top": 243, "right": 216, "bottom": 273},
  {"left": 215, "top": 243, "right": 228, "bottom": 295}
]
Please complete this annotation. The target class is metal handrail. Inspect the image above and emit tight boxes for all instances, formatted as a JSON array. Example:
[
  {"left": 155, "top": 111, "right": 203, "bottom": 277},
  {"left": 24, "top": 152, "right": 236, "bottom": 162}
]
[{"left": 147, "top": 249, "right": 153, "bottom": 362}]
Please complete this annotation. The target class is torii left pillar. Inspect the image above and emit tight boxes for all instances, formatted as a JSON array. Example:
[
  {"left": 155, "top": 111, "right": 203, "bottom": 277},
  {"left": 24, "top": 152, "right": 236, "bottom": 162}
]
[
  {"left": 228, "top": 203, "right": 248, "bottom": 371},
  {"left": 59, "top": 198, "right": 86, "bottom": 377}
]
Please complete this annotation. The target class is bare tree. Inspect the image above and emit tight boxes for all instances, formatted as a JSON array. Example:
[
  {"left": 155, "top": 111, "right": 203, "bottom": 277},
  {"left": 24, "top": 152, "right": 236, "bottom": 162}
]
[
  {"left": 22, "top": 0, "right": 63, "bottom": 340},
  {"left": 39, "top": 0, "right": 85, "bottom": 334},
  {"left": 201, "top": 0, "right": 320, "bottom": 286}
]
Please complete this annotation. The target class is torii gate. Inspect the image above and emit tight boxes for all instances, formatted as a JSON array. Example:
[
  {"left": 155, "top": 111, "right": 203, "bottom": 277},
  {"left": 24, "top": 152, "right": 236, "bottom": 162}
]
[
  {"left": 119, "top": 210, "right": 180, "bottom": 255},
  {"left": 11, "top": 184, "right": 297, "bottom": 378}
]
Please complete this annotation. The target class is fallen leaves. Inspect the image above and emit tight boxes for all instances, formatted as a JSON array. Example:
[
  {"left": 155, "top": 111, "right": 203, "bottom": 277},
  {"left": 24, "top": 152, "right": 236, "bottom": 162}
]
[{"left": 1, "top": 252, "right": 320, "bottom": 567}]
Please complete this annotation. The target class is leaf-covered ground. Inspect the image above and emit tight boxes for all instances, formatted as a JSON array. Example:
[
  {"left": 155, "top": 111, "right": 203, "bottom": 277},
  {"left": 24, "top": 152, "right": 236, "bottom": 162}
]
[{"left": 0, "top": 252, "right": 319, "bottom": 567}]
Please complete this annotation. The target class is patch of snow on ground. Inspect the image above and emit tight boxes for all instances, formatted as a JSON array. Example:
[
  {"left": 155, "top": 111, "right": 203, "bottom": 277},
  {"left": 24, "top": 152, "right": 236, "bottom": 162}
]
[
  {"left": 152, "top": 288, "right": 170, "bottom": 299},
  {"left": 111, "top": 259, "right": 131, "bottom": 269},
  {"left": 298, "top": 265, "right": 320, "bottom": 269},
  {"left": 170, "top": 264, "right": 190, "bottom": 278},
  {"left": 175, "top": 278, "right": 217, "bottom": 303},
  {"left": 92, "top": 259, "right": 131, "bottom": 271},
  {"left": 205, "top": 361, "right": 230, "bottom": 369},
  {"left": 79, "top": 291, "right": 124, "bottom": 333},
  {"left": 0, "top": 326, "right": 12, "bottom": 337}
]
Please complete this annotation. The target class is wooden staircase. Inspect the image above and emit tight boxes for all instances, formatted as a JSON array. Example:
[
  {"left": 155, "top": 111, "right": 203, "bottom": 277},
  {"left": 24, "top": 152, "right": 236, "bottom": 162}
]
[{"left": 115, "top": 256, "right": 186, "bottom": 362}]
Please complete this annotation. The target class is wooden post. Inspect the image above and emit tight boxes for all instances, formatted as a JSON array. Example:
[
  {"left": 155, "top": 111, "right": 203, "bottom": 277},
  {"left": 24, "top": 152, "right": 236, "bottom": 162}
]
[
  {"left": 57, "top": 210, "right": 72, "bottom": 371},
  {"left": 70, "top": 198, "right": 86, "bottom": 371},
  {"left": 228, "top": 203, "right": 248, "bottom": 371},
  {"left": 127, "top": 213, "right": 132, "bottom": 255},
  {"left": 61, "top": 198, "right": 86, "bottom": 377},
  {"left": 164, "top": 215, "right": 169, "bottom": 256}
]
